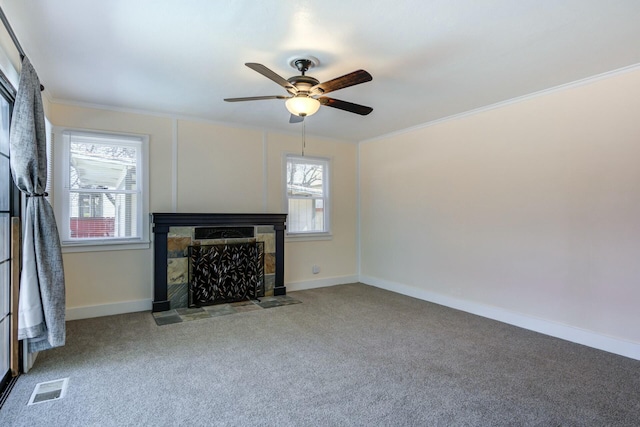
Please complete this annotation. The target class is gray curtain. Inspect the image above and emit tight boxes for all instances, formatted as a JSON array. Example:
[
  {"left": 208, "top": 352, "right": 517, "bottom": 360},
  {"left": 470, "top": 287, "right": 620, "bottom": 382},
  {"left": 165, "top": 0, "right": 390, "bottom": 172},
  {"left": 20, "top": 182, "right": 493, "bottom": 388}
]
[{"left": 9, "top": 57, "right": 65, "bottom": 353}]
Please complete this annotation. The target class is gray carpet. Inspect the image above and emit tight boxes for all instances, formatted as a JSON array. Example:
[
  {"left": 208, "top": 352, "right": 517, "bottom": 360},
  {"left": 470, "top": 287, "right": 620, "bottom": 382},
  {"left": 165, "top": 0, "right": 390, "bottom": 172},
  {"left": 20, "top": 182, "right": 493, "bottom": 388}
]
[{"left": 1, "top": 283, "right": 638, "bottom": 426}]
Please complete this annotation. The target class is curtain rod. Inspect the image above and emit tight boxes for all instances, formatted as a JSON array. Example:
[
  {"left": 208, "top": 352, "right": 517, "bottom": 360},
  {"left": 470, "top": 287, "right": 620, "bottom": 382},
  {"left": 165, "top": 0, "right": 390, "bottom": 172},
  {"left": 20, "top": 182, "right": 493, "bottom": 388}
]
[
  {"left": 0, "top": 7, "right": 25, "bottom": 59},
  {"left": 0, "top": 6, "right": 45, "bottom": 91}
]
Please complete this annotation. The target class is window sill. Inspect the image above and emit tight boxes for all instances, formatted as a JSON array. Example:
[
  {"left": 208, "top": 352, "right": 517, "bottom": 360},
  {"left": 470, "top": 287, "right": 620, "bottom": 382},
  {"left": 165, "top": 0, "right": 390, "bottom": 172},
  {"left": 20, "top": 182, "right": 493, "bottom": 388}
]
[
  {"left": 285, "top": 232, "right": 332, "bottom": 242},
  {"left": 61, "top": 240, "right": 151, "bottom": 253}
]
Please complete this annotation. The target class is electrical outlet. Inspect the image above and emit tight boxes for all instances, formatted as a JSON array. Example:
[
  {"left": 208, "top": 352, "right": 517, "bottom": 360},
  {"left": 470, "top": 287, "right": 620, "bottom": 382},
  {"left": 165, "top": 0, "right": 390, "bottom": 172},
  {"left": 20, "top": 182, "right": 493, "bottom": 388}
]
[{"left": 312, "top": 265, "right": 320, "bottom": 274}]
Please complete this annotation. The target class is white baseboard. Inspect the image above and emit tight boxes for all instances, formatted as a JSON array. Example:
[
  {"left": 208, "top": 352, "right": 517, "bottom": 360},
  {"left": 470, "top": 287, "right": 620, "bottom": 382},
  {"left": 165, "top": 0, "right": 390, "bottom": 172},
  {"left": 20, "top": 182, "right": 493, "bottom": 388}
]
[
  {"left": 65, "top": 276, "right": 359, "bottom": 320},
  {"left": 66, "top": 299, "right": 152, "bottom": 321},
  {"left": 359, "top": 275, "right": 640, "bottom": 361},
  {"left": 286, "top": 275, "right": 359, "bottom": 292},
  {"left": 64, "top": 276, "right": 359, "bottom": 319}
]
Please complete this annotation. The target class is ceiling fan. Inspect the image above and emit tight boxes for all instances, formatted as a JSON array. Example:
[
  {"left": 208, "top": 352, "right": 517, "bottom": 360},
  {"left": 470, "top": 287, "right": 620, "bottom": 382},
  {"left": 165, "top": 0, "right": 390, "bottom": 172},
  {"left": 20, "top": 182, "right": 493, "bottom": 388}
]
[{"left": 224, "top": 57, "right": 373, "bottom": 123}]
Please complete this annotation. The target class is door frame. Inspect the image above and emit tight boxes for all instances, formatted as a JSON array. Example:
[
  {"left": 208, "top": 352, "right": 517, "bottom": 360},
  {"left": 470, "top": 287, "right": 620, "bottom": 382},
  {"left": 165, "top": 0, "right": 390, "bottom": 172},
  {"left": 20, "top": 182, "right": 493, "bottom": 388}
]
[{"left": 0, "top": 66, "right": 19, "bottom": 399}]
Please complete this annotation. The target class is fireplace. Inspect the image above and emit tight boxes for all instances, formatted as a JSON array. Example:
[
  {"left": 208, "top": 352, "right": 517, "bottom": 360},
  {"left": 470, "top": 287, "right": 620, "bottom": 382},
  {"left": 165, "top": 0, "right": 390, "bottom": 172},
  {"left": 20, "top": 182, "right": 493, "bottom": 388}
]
[{"left": 151, "top": 213, "right": 287, "bottom": 312}]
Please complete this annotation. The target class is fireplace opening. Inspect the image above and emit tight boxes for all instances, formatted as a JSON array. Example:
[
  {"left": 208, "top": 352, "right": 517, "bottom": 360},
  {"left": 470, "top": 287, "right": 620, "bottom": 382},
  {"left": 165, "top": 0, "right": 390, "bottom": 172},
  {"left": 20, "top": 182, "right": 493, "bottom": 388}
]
[
  {"left": 188, "top": 241, "right": 265, "bottom": 307},
  {"left": 194, "top": 226, "right": 255, "bottom": 240}
]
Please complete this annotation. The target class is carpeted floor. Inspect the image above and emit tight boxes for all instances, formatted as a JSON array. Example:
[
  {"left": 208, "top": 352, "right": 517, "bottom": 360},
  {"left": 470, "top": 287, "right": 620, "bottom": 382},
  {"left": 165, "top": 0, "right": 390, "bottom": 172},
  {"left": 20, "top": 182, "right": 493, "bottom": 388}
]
[{"left": 1, "top": 283, "right": 639, "bottom": 426}]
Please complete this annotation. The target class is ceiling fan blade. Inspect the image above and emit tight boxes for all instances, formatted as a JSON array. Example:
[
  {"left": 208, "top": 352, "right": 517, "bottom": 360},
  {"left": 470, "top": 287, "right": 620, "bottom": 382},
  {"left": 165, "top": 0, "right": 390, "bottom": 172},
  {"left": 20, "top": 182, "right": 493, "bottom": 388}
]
[
  {"left": 224, "top": 95, "right": 288, "bottom": 102},
  {"left": 289, "top": 114, "right": 304, "bottom": 124},
  {"left": 311, "top": 70, "right": 372, "bottom": 95},
  {"left": 318, "top": 97, "right": 373, "bottom": 115},
  {"left": 245, "top": 63, "right": 297, "bottom": 92}
]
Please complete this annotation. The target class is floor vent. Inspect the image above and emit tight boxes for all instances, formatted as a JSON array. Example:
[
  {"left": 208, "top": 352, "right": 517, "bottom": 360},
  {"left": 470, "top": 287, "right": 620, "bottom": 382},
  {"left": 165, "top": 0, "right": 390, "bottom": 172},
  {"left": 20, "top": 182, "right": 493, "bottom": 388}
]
[{"left": 28, "top": 378, "right": 69, "bottom": 405}]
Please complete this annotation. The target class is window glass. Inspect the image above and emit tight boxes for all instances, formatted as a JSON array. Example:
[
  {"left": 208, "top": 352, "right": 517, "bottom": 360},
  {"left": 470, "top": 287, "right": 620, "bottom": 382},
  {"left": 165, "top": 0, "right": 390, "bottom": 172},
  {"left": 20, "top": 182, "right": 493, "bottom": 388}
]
[
  {"left": 0, "top": 157, "right": 8, "bottom": 211},
  {"left": 0, "top": 86, "right": 13, "bottom": 392},
  {"left": 67, "top": 139, "right": 138, "bottom": 239},
  {"left": 285, "top": 155, "right": 329, "bottom": 234},
  {"left": 0, "top": 98, "right": 8, "bottom": 156}
]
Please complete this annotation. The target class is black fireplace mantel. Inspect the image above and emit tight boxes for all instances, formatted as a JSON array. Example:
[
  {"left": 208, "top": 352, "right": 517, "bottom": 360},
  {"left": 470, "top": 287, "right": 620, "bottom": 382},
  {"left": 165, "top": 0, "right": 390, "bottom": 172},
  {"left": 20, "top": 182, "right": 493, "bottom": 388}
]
[{"left": 151, "top": 212, "right": 287, "bottom": 312}]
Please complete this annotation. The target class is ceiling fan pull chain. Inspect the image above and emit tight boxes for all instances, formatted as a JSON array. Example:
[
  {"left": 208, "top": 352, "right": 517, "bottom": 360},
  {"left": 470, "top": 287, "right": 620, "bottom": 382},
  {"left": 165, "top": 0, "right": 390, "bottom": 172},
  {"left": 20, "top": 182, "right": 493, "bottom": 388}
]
[{"left": 302, "top": 120, "right": 306, "bottom": 157}]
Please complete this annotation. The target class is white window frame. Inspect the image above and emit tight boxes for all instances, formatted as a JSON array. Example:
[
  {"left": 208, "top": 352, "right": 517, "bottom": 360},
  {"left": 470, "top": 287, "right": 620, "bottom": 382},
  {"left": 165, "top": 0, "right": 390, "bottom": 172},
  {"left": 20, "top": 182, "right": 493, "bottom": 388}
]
[
  {"left": 283, "top": 154, "right": 331, "bottom": 239},
  {"left": 53, "top": 127, "right": 150, "bottom": 252}
]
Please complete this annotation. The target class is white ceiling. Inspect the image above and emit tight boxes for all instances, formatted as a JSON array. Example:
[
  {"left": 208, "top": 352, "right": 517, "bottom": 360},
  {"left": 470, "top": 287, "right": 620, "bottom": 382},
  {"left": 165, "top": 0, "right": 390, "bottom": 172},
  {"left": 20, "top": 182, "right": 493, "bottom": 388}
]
[{"left": 1, "top": 0, "right": 639, "bottom": 142}]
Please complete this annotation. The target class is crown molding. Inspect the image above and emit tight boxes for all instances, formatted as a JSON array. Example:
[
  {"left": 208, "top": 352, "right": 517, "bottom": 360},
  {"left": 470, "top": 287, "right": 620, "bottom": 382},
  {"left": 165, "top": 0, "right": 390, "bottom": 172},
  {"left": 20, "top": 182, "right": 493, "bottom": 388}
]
[{"left": 360, "top": 63, "right": 640, "bottom": 145}]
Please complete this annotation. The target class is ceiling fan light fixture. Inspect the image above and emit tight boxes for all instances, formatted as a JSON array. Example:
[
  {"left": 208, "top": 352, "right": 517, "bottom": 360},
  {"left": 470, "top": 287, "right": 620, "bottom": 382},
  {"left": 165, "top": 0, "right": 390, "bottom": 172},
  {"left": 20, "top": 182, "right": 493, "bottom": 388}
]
[{"left": 285, "top": 96, "right": 320, "bottom": 117}]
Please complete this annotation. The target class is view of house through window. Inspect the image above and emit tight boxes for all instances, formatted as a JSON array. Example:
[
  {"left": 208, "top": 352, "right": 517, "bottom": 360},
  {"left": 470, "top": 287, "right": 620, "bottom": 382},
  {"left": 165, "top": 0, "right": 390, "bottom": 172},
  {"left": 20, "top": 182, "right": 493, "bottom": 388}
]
[
  {"left": 56, "top": 130, "right": 148, "bottom": 246},
  {"left": 285, "top": 155, "right": 330, "bottom": 234}
]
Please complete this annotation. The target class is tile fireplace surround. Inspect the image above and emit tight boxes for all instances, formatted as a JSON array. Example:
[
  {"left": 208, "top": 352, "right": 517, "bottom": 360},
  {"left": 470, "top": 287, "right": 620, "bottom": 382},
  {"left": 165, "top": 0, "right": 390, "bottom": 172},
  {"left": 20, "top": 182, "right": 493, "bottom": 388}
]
[{"left": 151, "top": 213, "right": 287, "bottom": 312}]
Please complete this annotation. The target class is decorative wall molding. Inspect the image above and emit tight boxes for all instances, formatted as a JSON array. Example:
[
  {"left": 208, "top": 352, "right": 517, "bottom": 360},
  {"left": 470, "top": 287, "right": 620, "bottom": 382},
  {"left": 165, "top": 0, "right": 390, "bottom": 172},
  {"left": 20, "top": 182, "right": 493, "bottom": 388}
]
[
  {"left": 360, "top": 275, "right": 640, "bottom": 361},
  {"left": 171, "top": 118, "right": 178, "bottom": 212}
]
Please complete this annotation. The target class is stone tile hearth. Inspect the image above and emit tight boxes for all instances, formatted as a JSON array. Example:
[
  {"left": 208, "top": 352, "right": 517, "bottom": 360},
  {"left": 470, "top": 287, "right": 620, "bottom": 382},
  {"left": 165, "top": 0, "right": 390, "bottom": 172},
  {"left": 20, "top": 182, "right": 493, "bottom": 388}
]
[{"left": 152, "top": 295, "right": 301, "bottom": 326}]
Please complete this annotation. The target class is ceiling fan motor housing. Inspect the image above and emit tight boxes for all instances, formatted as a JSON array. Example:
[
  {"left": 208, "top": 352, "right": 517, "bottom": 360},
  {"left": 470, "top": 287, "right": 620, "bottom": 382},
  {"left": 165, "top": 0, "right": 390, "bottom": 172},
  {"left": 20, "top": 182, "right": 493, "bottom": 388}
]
[{"left": 287, "top": 75, "right": 320, "bottom": 94}]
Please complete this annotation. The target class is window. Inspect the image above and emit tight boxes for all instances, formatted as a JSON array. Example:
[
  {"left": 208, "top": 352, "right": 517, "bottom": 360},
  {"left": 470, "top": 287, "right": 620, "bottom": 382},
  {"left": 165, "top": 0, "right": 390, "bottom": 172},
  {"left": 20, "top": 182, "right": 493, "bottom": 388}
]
[
  {"left": 0, "top": 75, "right": 16, "bottom": 397},
  {"left": 53, "top": 129, "right": 149, "bottom": 251},
  {"left": 284, "top": 155, "right": 330, "bottom": 235}
]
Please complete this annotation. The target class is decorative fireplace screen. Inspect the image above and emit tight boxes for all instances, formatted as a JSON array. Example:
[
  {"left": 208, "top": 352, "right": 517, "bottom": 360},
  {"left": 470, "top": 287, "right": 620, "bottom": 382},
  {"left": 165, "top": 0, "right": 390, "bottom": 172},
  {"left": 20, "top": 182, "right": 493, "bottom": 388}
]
[{"left": 188, "top": 242, "right": 265, "bottom": 307}]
